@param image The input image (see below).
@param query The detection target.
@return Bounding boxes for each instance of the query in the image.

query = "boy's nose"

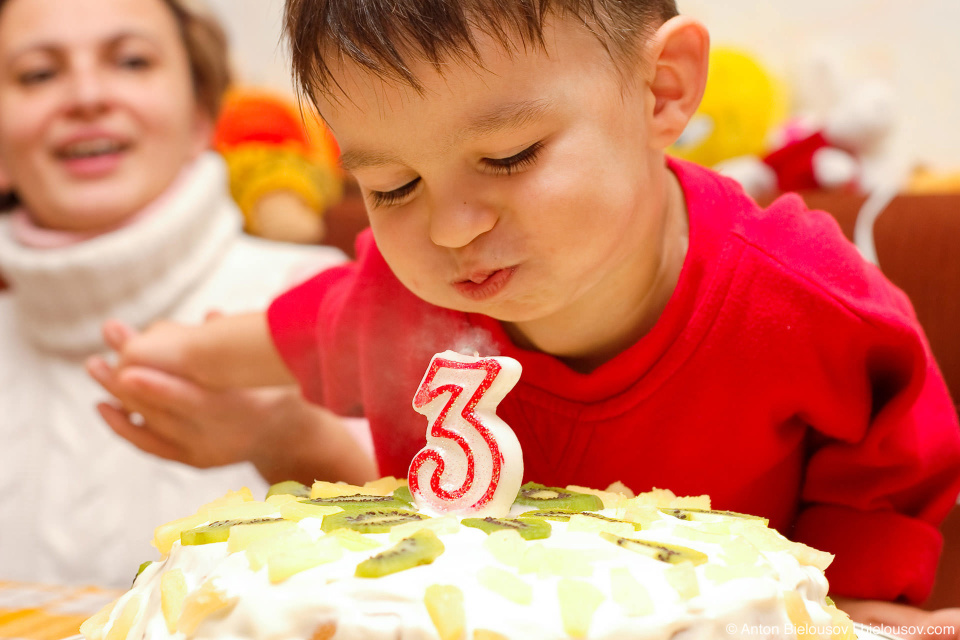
[429,199,499,249]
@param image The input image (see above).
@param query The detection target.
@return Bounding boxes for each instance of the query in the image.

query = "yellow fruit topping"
[609,567,654,617]
[310,480,366,499]
[267,536,343,583]
[160,569,188,633]
[197,488,255,515]
[628,488,677,507]
[557,579,605,638]
[783,591,815,640]
[177,580,237,635]
[476,566,534,605]
[565,484,630,509]
[278,501,343,522]
[363,476,406,495]
[329,528,383,551]
[244,529,313,571]
[621,504,663,528]
[473,630,508,640]
[79,598,118,640]
[424,584,466,640]
[483,529,526,567]
[668,495,711,510]
[665,564,700,600]
[104,594,142,640]
[227,519,299,553]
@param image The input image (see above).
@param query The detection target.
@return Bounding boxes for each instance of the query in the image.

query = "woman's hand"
[88,319,377,485]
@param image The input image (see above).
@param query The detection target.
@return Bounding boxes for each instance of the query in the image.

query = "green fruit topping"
[461,517,552,540]
[600,533,708,565]
[355,529,445,578]
[321,508,429,534]
[302,495,412,511]
[659,507,769,525]
[514,483,604,512]
[180,517,284,546]
[265,481,311,499]
[522,509,640,530]
[393,485,414,504]
[132,561,152,585]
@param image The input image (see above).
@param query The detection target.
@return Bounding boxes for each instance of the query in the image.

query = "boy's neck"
[503,171,689,373]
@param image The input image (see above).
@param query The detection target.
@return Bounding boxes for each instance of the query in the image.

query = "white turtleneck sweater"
[0,153,346,588]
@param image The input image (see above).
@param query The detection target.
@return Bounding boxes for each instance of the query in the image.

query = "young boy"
[90,0,960,632]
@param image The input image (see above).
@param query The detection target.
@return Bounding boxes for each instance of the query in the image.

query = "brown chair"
[794,190,960,608]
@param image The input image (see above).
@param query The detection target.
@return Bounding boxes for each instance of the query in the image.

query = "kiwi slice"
[355,529,445,578]
[521,509,640,530]
[514,483,603,512]
[266,480,311,499]
[302,495,412,511]
[320,508,429,534]
[600,532,708,565]
[132,561,152,586]
[659,508,768,525]
[180,517,284,546]
[393,485,414,505]
[461,516,552,540]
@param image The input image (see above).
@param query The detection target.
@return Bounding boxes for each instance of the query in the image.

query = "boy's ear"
[644,16,710,150]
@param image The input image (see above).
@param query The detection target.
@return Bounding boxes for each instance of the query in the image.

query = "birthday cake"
[79,479,854,640]
[80,351,854,640]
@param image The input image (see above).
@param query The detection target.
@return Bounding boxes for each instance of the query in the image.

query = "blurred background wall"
[206,0,960,171]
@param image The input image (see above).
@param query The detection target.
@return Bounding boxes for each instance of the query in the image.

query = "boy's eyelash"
[483,140,545,175]
[366,141,545,208]
[369,177,421,208]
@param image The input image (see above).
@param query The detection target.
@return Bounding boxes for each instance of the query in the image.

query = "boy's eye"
[482,140,545,175]
[368,177,421,208]
[18,68,56,86]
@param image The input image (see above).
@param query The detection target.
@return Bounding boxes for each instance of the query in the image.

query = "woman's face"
[0,0,211,231]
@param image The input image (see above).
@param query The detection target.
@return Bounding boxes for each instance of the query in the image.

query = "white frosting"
[95,495,845,640]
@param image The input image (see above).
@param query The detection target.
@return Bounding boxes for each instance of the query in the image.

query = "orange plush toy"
[213,89,342,244]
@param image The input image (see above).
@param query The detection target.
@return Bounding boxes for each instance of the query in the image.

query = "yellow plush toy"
[670,47,786,168]
[213,89,342,244]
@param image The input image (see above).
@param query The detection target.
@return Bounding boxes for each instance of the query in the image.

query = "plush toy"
[716,63,896,200]
[670,47,786,169]
[213,89,342,244]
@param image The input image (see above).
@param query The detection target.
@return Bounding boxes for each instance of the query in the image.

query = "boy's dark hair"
[285,0,678,107]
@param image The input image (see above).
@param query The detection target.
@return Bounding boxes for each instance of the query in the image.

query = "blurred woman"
[0,0,346,587]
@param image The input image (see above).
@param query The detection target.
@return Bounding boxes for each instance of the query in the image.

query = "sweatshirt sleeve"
[792,301,960,603]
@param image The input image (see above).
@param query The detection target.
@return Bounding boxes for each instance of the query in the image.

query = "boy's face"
[319,15,674,338]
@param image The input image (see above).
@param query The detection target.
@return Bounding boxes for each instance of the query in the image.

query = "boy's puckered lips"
[453,265,517,301]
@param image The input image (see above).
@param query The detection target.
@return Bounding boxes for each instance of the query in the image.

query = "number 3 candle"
[408,350,523,517]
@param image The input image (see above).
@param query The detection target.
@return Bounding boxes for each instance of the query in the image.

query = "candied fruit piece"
[424,584,466,640]
[609,567,654,617]
[79,598,118,640]
[665,564,700,600]
[177,580,237,635]
[483,529,526,567]
[160,569,188,633]
[310,480,366,499]
[227,519,299,553]
[104,594,142,640]
[268,536,342,583]
[477,566,533,605]
[557,579,605,638]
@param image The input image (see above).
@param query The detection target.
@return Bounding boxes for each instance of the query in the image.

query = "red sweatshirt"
[268,158,960,603]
